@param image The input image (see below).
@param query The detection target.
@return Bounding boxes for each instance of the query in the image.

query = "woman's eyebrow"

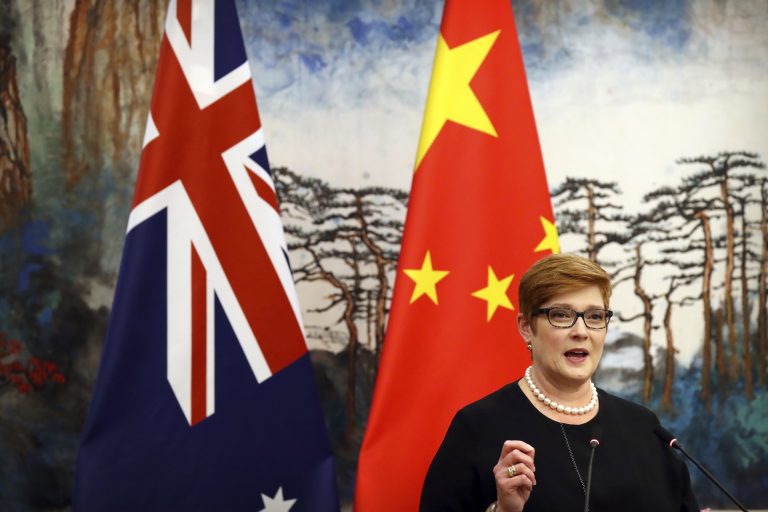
[545,303,605,309]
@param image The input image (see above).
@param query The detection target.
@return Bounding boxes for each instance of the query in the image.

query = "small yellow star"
[403,251,450,304]
[471,266,515,321]
[415,30,500,170]
[534,216,560,254]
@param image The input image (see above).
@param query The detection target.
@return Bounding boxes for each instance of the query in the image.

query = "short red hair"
[518,253,612,332]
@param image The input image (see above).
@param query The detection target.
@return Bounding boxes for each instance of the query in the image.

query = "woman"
[420,254,699,511]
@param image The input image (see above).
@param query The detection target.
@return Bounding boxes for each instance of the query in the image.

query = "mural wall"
[0,0,765,510]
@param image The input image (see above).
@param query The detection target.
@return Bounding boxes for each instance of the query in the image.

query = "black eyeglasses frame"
[533,307,614,330]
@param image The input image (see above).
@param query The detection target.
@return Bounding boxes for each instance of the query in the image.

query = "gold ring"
[508,464,517,477]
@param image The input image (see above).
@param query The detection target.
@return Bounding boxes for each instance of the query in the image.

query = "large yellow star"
[414,30,500,170]
[534,216,560,254]
[403,251,450,305]
[471,266,515,321]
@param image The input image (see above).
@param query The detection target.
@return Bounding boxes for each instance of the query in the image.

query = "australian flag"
[73,1,339,510]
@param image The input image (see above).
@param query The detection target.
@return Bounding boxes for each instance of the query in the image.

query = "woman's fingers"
[504,473,534,492]
[501,448,536,473]
[494,440,537,512]
[495,460,536,487]
[513,462,536,487]
[498,440,535,461]
[497,442,536,487]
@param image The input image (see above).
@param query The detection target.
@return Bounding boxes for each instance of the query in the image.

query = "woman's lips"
[564,349,588,363]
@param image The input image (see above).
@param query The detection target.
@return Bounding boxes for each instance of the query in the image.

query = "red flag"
[356,1,558,509]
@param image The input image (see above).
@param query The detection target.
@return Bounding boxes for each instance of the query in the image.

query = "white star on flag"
[258,487,297,512]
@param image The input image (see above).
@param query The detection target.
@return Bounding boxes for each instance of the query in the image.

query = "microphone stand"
[671,440,749,512]
[583,438,599,512]
[655,427,749,512]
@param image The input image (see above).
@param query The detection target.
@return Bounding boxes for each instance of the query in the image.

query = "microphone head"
[589,424,603,448]
[654,425,680,449]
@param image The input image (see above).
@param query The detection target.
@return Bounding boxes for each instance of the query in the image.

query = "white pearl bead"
[564,406,572,414]
[549,401,557,409]
[538,393,545,401]
[556,404,565,412]
[544,398,551,406]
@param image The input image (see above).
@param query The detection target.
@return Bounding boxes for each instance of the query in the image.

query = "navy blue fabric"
[74,211,338,511]
[250,145,272,176]
[214,0,248,80]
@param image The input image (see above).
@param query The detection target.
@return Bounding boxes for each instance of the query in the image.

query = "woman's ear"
[517,313,533,341]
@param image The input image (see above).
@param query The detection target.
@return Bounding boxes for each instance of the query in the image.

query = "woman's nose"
[570,316,590,338]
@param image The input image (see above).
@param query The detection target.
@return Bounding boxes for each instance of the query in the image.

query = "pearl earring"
[527,342,532,351]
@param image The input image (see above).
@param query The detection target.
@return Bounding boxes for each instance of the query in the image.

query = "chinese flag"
[355,0,558,509]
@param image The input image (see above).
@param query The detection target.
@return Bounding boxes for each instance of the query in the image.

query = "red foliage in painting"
[0,331,65,394]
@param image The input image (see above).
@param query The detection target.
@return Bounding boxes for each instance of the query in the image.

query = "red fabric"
[355,1,556,509]
[133,38,306,374]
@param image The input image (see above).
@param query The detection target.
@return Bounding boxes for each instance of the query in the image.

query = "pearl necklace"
[524,366,598,415]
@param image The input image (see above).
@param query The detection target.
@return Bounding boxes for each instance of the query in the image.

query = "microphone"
[583,425,602,512]
[654,426,749,512]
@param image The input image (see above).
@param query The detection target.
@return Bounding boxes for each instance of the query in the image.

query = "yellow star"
[415,30,500,170]
[403,251,450,304]
[471,266,515,321]
[534,216,560,254]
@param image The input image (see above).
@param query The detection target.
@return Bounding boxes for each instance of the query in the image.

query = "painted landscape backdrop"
[0,0,766,510]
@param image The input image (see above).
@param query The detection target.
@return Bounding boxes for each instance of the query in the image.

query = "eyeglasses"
[534,307,613,330]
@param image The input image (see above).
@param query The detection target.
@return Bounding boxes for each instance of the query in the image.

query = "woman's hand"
[492,440,536,512]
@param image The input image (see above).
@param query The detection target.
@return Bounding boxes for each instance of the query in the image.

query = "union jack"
[74,1,338,509]
[130,0,307,426]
